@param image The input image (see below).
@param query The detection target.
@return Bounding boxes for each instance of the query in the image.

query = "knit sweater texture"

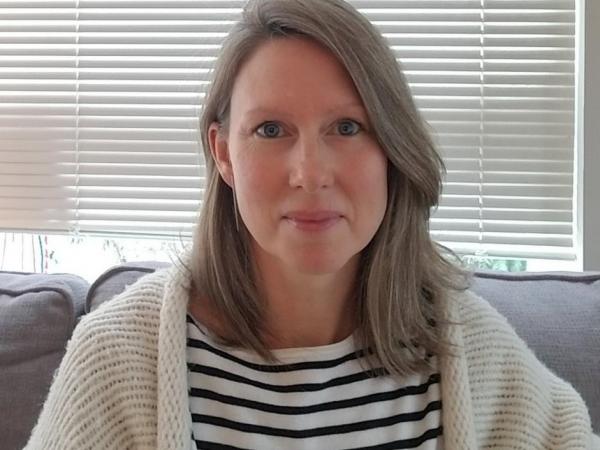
[25,263,599,450]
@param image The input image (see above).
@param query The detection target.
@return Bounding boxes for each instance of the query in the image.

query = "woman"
[26,0,598,449]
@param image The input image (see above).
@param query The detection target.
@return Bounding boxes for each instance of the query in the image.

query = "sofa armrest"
[0,271,89,450]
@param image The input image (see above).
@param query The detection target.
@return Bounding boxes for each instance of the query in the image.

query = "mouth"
[284,212,343,231]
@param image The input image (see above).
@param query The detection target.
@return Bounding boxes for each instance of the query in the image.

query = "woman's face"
[209,37,388,275]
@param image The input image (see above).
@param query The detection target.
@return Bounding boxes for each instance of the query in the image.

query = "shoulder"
[450,288,564,387]
[451,287,509,326]
[451,289,521,345]
[69,264,184,365]
[79,267,171,333]
[449,289,594,448]
[24,266,181,449]
[444,288,533,369]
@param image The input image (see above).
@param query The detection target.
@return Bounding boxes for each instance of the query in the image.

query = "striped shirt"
[186,314,443,450]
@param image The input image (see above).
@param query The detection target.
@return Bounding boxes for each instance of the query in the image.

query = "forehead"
[229,37,364,115]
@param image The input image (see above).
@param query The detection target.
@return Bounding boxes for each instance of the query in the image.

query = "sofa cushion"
[471,271,600,433]
[86,261,171,313]
[0,271,89,450]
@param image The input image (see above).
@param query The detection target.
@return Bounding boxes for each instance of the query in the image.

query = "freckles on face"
[224,37,388,274]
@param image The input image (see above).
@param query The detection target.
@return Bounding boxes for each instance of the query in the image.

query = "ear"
[208,121,234,188]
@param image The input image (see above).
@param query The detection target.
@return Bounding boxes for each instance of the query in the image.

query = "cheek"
[356,154,389,230]
[351,149,388,201]
[233,157,280,220]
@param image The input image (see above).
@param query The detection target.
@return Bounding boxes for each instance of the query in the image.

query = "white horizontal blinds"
[355,0,575,260]
[0,1,577,260]
[0,1,77,233]
[0,0,245,237]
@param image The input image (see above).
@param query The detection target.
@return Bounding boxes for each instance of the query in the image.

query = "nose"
[288,135,334,194]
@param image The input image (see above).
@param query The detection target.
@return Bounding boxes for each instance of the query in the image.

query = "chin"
[287,254,353,275]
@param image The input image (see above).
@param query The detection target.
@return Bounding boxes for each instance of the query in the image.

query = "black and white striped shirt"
[186,314,443,450]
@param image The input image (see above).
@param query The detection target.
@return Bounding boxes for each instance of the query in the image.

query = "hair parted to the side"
[187,0,468,377]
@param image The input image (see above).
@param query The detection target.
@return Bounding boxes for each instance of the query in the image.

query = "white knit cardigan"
[25,263,599,450]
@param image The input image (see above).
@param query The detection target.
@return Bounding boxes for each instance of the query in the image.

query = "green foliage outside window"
[461,254,527,272]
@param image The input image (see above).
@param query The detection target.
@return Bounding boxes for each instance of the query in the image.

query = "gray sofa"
[1,263,599,450]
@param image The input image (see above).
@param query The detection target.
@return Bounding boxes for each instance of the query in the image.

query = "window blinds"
[0,0,577,260]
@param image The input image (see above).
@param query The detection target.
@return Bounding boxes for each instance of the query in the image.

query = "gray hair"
[186,0,467,377]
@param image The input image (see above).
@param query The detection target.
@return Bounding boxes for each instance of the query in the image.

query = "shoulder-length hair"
[187,0,467,377]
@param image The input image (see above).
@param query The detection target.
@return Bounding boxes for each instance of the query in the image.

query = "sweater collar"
[156,250,194,450]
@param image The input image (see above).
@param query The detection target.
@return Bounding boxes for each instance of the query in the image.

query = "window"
[0,0,587,276]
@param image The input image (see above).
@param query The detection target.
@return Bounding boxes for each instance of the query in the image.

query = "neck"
[254,252,360,349]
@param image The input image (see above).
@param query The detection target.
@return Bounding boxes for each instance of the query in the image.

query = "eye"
[337,119,361,136]
[255,121,283,138]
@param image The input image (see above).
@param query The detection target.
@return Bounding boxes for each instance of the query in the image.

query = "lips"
[283,210,343,232]
[283,211,343,221]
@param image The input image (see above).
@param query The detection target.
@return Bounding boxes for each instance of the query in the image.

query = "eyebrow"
[242,102,367,119]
